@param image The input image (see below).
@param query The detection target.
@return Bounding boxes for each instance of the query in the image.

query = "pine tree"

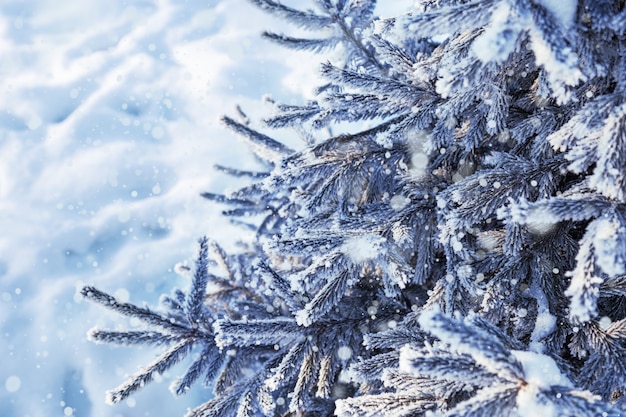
[82,0,626,416]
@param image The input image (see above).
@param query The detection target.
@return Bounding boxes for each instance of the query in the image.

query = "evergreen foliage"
[83,0,626,415]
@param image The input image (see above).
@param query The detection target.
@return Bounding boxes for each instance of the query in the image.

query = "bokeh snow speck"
[0,0,320,416]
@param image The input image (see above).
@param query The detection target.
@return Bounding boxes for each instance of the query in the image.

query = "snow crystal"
[341,234,385,263]
[457,264,473,279]
[5,375,21,392]
[27,115,43,130]
[295,309,313,327]
[337,346,352,361]
[374,133,393,149]
[114,288,130,303]
[151,126,165,140]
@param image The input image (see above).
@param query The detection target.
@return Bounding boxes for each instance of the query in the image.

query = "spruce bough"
[83,1,626,415]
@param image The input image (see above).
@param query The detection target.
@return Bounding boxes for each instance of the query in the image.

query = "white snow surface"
[0,2,408,416]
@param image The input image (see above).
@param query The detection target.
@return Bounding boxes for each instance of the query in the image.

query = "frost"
[340,234,385,263]
[374,133,393,149]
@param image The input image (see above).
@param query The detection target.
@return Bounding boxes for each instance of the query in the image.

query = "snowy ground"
[0,1,409,416]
